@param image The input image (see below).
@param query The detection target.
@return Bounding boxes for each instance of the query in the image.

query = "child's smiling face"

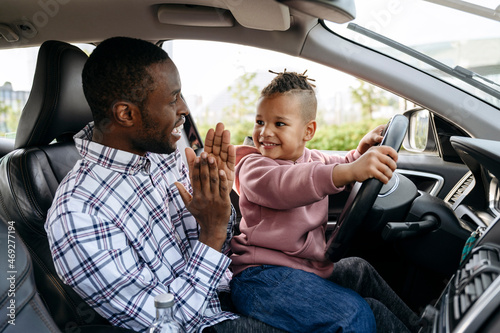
[252,93,316,161]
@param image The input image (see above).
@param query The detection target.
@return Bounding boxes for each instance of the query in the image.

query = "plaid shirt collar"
[74,121,152,175]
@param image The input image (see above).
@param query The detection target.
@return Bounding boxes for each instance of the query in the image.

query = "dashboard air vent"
[446,172,475,206]
[448,244,500,332]
[452,247,499,320]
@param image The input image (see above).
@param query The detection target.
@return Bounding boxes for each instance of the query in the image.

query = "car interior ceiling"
[0,1,309,52]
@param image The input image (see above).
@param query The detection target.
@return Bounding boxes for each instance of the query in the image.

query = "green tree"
[308,118,388,151]
[349,79,388,119]
[0,101,17,137]
[224,72,260,120]
[197,120,254,147]
[196,72,260,146]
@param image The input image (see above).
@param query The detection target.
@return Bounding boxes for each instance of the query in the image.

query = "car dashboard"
[425,136,500,333]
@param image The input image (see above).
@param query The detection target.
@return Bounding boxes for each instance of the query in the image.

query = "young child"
[229,70,420,333]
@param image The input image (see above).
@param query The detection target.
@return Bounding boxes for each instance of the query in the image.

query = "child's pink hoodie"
[230,145,360,278]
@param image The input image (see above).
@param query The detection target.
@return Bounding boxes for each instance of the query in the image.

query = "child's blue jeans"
[230,264,376,333]
[230,257,420,333]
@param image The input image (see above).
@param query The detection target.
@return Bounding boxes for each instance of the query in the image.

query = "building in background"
[0,82,29,136]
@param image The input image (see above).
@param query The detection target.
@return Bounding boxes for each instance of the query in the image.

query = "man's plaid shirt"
[45,122,238,332]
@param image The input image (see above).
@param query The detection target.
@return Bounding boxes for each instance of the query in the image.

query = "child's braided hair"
[261,69,317,121]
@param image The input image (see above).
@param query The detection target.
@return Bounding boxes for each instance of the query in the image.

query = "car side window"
[0,47,38,139]
[0,43,95,141]
[163,39,412,151]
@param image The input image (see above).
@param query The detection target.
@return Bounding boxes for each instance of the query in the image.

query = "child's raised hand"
[204,122,236,191]
[356,124,386,155]
[332,145,398,187]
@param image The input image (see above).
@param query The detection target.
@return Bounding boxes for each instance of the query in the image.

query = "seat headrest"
[14,41,92,149]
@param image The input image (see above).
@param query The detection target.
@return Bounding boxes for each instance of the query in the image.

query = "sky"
[0,47,38,91]
[344,0,500,46]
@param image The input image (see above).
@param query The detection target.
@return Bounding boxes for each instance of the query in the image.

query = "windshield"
[324,0,500,108]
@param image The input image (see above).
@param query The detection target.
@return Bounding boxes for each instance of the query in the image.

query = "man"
[45,37,284,333]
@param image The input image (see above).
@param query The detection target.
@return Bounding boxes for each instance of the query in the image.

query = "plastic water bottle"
[148,293,184,333]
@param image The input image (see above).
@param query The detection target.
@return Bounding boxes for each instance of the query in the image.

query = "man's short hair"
[82,37,170,124]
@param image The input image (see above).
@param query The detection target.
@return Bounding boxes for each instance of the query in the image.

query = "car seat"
[0,40,130,332]
[0,219,61,333]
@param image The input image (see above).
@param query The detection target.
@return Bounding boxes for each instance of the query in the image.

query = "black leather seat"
[0,41,128,332]
[0,220,62,333]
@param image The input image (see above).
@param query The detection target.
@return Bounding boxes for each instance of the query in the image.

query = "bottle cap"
[154,293,175,308]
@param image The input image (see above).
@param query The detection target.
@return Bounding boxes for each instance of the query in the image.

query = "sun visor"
[225,0,290,31]
[157,4,235,27]
[157,0,290,31]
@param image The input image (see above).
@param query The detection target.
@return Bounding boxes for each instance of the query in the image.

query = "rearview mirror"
[403,108,437,153]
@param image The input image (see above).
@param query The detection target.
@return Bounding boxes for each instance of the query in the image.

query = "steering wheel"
[325,114,408,262]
